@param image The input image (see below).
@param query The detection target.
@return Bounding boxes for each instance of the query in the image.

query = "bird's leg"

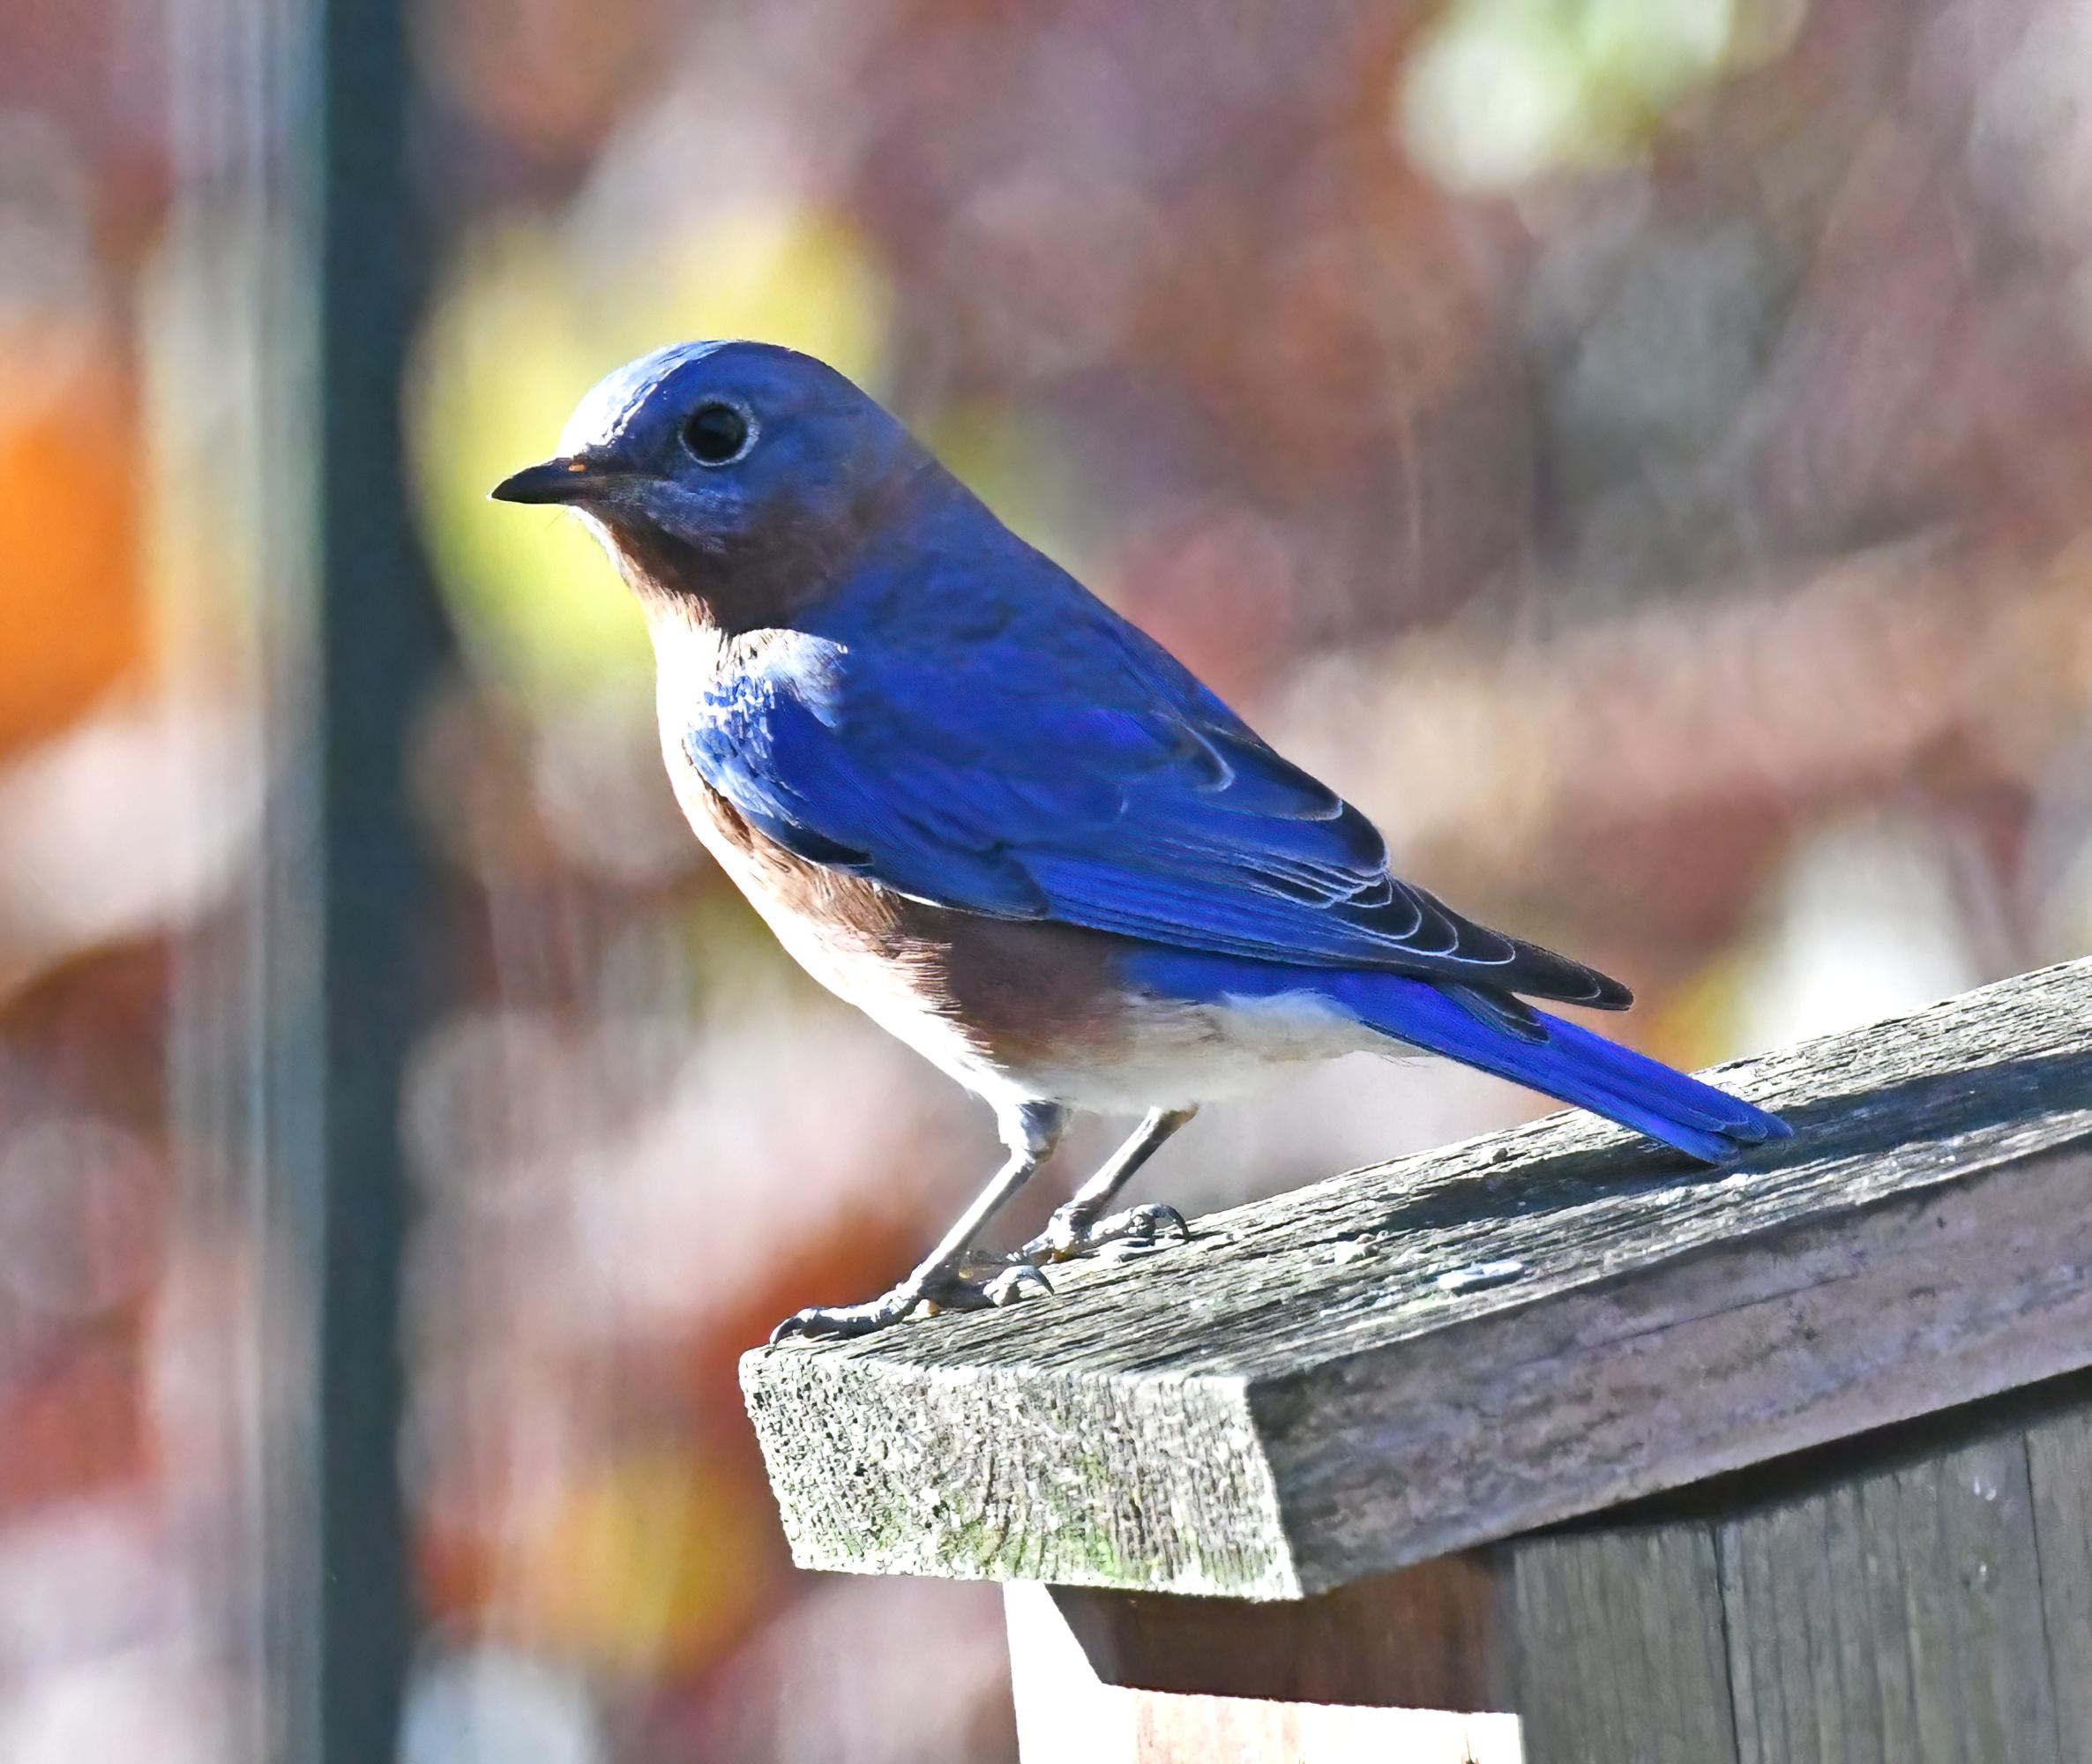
[770,1100,1069,1342]
[1018,1106,1196,1264]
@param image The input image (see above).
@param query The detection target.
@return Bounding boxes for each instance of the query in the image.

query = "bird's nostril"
[489,456,610,504]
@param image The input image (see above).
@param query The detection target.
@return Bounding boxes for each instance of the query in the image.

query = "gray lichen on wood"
[742,959,2092,1596]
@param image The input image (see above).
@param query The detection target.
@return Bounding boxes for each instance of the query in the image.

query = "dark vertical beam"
[1717,1431,2058,1764]
[315,0,447,1756]
[1509,1522,1739,1764]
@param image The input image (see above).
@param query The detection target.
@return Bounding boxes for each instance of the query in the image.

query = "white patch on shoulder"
[648,618,846,720]
[738,627,850,706]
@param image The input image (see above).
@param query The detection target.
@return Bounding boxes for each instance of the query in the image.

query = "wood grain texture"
[743,960,2092,1596]
[1501,1383,2092,1763]
[1002,1378,2092,1762]
[1719,1432,2060,1764]
[2025,1406,2092,1760]
[1509,1523,1737,1764]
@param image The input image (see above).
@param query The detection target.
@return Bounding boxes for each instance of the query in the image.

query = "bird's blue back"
[684,484,1625,1006]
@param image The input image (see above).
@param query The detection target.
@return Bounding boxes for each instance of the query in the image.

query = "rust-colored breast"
[662,736,1140,1087]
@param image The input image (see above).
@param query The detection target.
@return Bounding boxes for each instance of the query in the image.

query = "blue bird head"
[491,340,936,623]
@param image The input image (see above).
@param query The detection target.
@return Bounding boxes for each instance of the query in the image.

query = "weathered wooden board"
[1510,1523,1737,1764]
[2024,1404,2092,1760]
[1501,1377,2092,1763]
[1719,1431,2059,1764]
[1001,1373,2092,1762]
[743,960,2092,1596]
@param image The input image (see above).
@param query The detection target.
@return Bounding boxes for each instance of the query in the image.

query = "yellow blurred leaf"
[519,1447,767,1672]
[410,204,891,706]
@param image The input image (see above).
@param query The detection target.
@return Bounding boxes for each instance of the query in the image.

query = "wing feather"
[683,607,1630,1008]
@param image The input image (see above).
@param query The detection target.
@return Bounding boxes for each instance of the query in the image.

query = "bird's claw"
[980,1261,1054,1306]
[767,1204,1190,1342]
[767,1258,1055,1343]
[768,1291,915,1343]
[1023,1200,1191,1265]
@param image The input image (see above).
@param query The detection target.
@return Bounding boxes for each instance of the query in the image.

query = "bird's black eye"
[681,400,752,467]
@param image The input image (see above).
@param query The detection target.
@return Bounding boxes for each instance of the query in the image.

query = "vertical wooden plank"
[2025,1404,2092,1758]
[1884,1439,2056,1761]
[1509,1521,1739,1764]
[1722,1479,1896,1763]
[1720,1433,2060,1764]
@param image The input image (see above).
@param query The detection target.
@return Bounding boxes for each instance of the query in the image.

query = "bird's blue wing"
[684,608,1627,1008]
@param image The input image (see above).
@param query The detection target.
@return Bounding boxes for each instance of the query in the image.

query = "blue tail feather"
[1125,951,1790,1164]
[1332,971,1789,1162]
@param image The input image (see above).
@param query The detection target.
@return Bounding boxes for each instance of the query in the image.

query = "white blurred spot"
[1399,10,1592,193]
[0,1499,171,1668]
[1398,0,1788,194]
[1969,0,2092,261]
[1736,815,1986,1050]
[0,695,258,987]
[401,1645,604,1764]
[0,1653,228,1764]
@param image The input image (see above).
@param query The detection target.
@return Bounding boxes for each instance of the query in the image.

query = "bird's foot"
[1020,1200,1191,1266]
[768,1254,1054,1343]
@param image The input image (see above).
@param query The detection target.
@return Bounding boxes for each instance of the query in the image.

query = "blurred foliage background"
[5,0,2092,1757]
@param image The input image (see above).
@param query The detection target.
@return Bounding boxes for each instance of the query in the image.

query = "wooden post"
[743,960,2092,1761]
[311,1,449,1757]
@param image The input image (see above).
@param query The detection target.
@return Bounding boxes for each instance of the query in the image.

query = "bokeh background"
[6,0,2092,1757]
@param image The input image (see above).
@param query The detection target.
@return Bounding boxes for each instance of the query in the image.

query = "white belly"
[1009,985,1389,1114]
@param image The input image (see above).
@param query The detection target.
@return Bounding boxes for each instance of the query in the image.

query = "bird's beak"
[488,453,625,505]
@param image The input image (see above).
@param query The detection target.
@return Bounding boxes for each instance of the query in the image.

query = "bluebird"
[492,341,1790,1342]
